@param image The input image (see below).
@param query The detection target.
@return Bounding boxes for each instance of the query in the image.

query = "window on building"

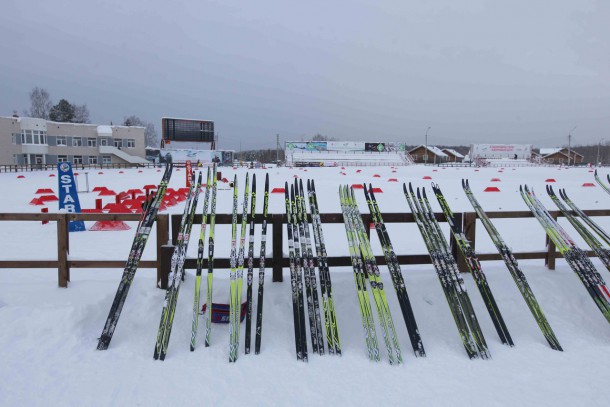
[12,134,17,144]
[57,155,68,163]
[114,139,122,148]
[102,155,112,164]
[127,139,135,148]
[21,130,32,144]
[88,138,97,147]
[73,155,83,164]
[88,156,98,165]
[21,130,47,145]
[73,137,83,147]
[56,136,67,146]
[100,138,108,146]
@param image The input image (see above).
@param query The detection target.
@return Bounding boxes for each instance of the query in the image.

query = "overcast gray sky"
[1,0,609,150]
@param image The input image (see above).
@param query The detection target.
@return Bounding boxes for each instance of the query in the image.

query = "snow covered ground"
[2,164,610,406]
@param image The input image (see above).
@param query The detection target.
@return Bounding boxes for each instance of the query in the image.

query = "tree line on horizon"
[20,86,159,147]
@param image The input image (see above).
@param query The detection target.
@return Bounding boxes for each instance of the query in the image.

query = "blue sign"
[57,162,86,232]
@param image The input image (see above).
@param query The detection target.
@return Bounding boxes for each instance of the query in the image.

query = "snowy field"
[2,164,610,406]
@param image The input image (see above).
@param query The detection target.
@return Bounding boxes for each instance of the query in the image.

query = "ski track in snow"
[1,164,610,406]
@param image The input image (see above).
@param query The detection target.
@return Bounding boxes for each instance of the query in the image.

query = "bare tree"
[28,87,52,119]
[124,115,158,147]
[144,122,159,147]
[72,104,90,123]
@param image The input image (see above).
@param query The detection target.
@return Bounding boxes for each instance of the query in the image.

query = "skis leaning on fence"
[154,171,202,360]
[97,160,173,351]
[254,173,269,355]
[190,167,212,351]
[432,183,513,347]
[404,182,489,359]
[340,185,402,364]
[462,179,561,351]
[363,184,425,357]
[308,179,341,355]
[520,185,610,325]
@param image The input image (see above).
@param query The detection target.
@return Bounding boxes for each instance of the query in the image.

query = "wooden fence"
[1,209,609,288]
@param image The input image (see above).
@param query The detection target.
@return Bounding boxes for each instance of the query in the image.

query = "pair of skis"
[404,183,489,359]
[520,185,610,324]
[362,184,425,358]
[97,160,173,350]
[154,171,202,360]
[594,170,610,196]
[308,180,341,355]
[229,174,250,362]
[340,185,402,364]
[462,180,561,350]
[191,166,215,351]
[286,180,322,359]
[432,183,513,347]
[229,173,271,360]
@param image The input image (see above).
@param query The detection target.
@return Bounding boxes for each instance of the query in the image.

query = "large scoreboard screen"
[162,118,214,142]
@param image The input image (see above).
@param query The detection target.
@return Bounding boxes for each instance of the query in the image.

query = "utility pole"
[568,126,576,166]
[425,126,431,164]
[597,138,605,167]
[276,133,280,163]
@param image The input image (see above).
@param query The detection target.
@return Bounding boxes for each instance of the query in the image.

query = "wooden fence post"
[57,214,69,288]
[156,214,169,288]
[272,214,283,282]
[158,245,174,289]
[545,214,557,270]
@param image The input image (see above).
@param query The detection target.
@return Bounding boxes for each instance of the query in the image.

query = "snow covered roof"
[97,125,113,135]
[540,148,561,156]
[442,148,464,158]
[408,145,448,157]
[540,147,583,158]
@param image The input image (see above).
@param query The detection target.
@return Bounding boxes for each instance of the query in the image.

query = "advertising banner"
[57,162,86,232]
[285,141,327,151]
[326,141,365,151]
[470,144,532,159]
[186,161,192,187]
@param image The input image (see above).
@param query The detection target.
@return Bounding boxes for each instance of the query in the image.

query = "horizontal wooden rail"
[1,208,609,288]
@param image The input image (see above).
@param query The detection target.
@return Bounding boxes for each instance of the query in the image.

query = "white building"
[0,116,148,165]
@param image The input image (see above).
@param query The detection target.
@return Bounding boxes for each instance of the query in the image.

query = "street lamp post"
[597,138,605,167]
[425,126,431,164]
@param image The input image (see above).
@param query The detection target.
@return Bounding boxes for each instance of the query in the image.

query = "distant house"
[408,145,448,164]
[442,148,464,162]
[540,147,584,165]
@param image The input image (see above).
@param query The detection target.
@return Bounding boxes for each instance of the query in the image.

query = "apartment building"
[0,116,148,165]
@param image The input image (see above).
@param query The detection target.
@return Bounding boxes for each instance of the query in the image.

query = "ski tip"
[402,183,407,193]
[409,182,415,194]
